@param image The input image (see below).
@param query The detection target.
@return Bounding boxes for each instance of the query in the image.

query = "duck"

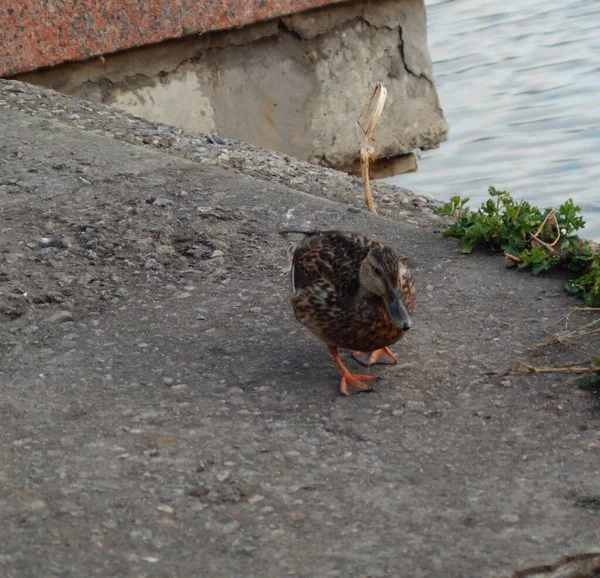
[284,230,415,395]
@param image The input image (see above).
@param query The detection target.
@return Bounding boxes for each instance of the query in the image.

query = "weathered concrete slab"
[13,0,448,169]
[0,103,599,577]
[0,79,443,229]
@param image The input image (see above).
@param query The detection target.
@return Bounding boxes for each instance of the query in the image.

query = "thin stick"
[561,318,600,335]
[527,309,600,362]
[504,252,522,263]
[532,334,575,348]
[534,207,557,238]
[533,320,600,348]
[506,358,599,375]
[547,306,579,332]
[358,83,387,216]
[360,149,378,215]
[506,367,597,376]
[510,552,600,578]
[556,373,591,388]
[571,327,600,339]
[528,232,559,255]
[514,200,524,220]
[548,212,562,247]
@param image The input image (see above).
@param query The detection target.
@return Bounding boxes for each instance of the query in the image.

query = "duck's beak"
[388,288,412,331]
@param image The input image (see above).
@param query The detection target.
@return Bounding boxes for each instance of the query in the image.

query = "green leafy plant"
[438,187,600,387]
[578,373,600,391]
[566,259,600,307]
[437,187,599,303]
[518,248,560,275]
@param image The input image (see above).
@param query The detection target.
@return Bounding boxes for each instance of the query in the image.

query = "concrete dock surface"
[1,81,599,578]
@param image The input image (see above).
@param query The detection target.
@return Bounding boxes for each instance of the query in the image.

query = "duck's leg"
[352,347,397,367]
[327,345,377,396]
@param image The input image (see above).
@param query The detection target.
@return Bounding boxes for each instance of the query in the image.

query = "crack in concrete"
[397,26,433,84]
[280,12,436,89]
[277,18,306,41]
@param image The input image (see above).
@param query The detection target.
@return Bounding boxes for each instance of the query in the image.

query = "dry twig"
[504,207,562,262]
[504,252,522,264]
[358,83,387,216]
[528,231,559,255]
[532,312,600,348]
[534,206,559,241]
[503,358,599,376]
[509,552,600,578]
[499,307,600,385]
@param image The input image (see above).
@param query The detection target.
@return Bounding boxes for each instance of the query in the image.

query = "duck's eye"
[373,266,383,277]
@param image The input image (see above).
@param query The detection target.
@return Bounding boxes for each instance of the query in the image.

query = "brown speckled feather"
[288,230,415,351]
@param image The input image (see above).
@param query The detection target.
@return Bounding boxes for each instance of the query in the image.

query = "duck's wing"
[290,231,381,300]
[291,245,335,293]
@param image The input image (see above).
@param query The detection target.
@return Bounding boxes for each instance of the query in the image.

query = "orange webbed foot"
[340,372,377,396]
[352,347,397,367]
[327,344,377,396]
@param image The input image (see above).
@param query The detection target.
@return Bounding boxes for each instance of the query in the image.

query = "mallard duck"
[284,230,415,395]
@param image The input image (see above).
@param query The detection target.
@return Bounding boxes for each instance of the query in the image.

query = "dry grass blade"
[534,206,560,242]
[509,306,600,386]
[532,316,600,348]
[358,83,387,216]
[529,231,559,255]
[549,212,562,247]
[503,358,599,376]
[505,206,562,262]
[504,252,523,264]
[508,552,600,578]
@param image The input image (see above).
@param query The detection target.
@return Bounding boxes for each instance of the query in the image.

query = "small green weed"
[577,373,600,391]
[437,187,600,304]
[438,188,600,385]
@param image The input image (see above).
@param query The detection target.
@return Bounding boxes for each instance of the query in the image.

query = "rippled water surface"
[388,0,600,238]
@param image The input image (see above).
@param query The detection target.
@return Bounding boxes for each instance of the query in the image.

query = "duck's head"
[359,246,413,331]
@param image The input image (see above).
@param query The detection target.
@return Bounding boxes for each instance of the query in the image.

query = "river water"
[388,0,600,239]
